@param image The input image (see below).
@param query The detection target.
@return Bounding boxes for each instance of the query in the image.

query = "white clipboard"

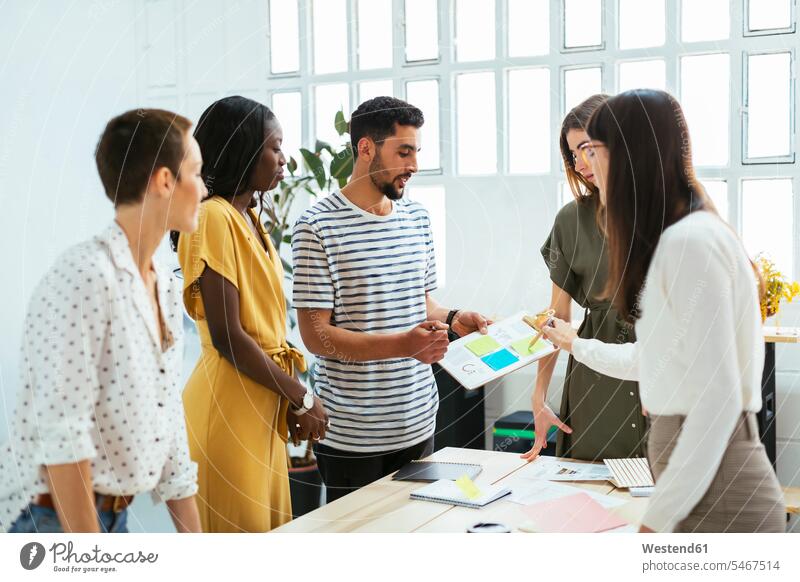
[439,311,559,390]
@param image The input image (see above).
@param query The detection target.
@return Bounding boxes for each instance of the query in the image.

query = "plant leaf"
[287,156,298,174]
[315,140,333,156]
[335,109,349,136]
[300,148,327,190]
[330,145,354,188]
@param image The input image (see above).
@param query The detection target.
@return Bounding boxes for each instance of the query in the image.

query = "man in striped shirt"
[292,96,490,502]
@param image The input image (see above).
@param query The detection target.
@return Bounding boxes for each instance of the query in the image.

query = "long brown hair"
[586,89,720,321]
[560,94,609,202]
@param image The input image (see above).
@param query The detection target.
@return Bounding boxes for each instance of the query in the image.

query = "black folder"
[391,461,482,482]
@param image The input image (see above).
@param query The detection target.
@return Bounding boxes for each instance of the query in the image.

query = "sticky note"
[511,336,548,358]
[465,335,502,357]
[455,474,482,500]
[481,348,519,371]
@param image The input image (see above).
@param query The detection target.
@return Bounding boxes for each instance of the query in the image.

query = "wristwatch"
[446,309,461,341]
[291,386,315,416]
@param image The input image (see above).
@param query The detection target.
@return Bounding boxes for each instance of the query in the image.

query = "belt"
[265,344,307,375]
[35,493,134,513]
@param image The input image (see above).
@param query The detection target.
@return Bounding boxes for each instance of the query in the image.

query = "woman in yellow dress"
[173,96,329,532]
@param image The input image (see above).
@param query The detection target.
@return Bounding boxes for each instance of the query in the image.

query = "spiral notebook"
[410,479,512,508]
[392,461,482,482]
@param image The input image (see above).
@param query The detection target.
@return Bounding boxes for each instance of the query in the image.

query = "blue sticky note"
[481,348,519,371]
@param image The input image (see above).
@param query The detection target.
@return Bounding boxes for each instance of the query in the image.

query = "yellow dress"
[177,196,305,532]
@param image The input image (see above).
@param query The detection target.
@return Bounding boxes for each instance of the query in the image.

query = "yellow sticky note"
[455,474,482,500]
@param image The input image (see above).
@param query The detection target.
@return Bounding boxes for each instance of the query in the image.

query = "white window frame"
[136,0,800,278]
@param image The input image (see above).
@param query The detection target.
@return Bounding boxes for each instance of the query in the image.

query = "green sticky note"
[465,335,502,357]
[511,336,548,357]
[455,474,482,500]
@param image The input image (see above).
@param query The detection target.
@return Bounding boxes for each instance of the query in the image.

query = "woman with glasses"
[522,94,647,463]
[542,89,784,532]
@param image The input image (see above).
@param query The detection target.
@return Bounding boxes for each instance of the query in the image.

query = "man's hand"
[451,311,493,337]
[404,321,449,364]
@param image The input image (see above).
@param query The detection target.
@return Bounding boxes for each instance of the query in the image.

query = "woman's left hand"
[540,317,578,352]
[451,311,493,336]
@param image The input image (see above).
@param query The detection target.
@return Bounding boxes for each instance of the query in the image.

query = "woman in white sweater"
[541,89,785,533]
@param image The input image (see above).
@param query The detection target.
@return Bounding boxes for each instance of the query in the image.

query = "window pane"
[357,0,393,70]
[746,52,792,159]
[701,179,728,222]
[271,92,302,166]
[681,0,729,42]
[742,179,793,278]
[314,83,350,147]
[564,0,602,48]
[313,0,348,74]
[406,79,441,170]
[618,59,666,92]
[408,185,446,287]
[456,72,497,175]
[455,0,495,62]
[269,0,300,74]
[560,182,573,207]
[405,0,439,62]
[748,0,792,31]
[619,0,665,49]
[508,0,548,57]
[563,67,602,114]
[358,79,394,103]
[508,68,550,173]
[680,53,729,166]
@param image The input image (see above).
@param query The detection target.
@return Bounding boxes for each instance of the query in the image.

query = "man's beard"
[369,156,407,201]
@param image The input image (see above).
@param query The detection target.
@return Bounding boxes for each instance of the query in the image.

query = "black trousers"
[315,436,435,504]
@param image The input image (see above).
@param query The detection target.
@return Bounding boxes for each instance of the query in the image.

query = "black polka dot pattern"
[0,223,198,531]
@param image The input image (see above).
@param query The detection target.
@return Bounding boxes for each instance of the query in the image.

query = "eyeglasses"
[575,142,607,166]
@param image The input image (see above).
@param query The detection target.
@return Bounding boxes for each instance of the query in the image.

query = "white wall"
[0,1,140,442]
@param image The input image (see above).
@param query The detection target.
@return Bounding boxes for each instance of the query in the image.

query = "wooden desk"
[273,448,638,533]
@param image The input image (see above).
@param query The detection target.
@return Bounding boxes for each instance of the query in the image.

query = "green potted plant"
[261,110,353,516]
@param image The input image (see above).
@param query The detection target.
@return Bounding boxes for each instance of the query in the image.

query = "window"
[563,0,603,49]
[742,179,794,278]
[680,53,730,166]
[701,179,729,223]
[314,83,350,147]
[312,0,348,74]
[618,0,665,49]
[357,0,393,70]
[404,0,439,62]
[405,79,441,171]
[681,0,729,42]
[508,68,550,174]
[746,0,794,34]
[744,51,793,161]
[508,0,548,57]
[563,66,603,114]
[358,79,395,103]
[455,0,495,62]
[269,0,300,74]
[271,91,303,165]
[617,59,666,92]
[456,72,497,175]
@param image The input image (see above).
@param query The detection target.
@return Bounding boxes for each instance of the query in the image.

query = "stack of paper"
[520,493,629,533]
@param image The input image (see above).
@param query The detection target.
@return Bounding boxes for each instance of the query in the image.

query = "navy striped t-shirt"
[291,191,438,452]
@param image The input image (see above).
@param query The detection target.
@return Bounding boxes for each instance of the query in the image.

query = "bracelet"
[445,309,460,326]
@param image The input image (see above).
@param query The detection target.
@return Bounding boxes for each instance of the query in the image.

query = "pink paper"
[522,492,628,533]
